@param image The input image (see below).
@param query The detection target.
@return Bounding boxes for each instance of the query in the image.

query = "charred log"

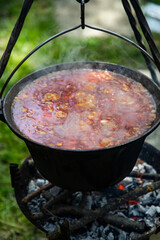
[130,171,160,181]
[47,180,160,240]
[22,183,54,203]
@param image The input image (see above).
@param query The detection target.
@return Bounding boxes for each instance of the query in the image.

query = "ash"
[27,161,160,240]
[27,179,49,213]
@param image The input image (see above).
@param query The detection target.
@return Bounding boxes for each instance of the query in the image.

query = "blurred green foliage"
[142,0,160,4]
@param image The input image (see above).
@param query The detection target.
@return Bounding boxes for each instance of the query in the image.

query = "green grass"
[0,1,54,239]
[142,0,160,4]
[0,0,160,239]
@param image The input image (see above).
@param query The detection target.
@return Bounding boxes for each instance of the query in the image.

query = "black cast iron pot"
[1,62,160,191]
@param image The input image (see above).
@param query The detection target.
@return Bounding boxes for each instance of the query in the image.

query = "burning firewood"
[22,182,54,203]
[129,171,160,181]
[46,179,160,240]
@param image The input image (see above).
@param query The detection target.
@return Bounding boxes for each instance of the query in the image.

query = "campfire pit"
[10,142,160,240]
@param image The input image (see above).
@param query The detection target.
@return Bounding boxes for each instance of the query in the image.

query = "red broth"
[12,69,156,150]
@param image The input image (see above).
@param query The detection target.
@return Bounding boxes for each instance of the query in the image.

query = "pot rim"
[2,61,160,153]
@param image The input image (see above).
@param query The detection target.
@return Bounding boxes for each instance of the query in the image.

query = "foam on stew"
[12,69,156,150]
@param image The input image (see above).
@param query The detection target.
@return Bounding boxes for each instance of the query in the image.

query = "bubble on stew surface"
[12,69,156,150]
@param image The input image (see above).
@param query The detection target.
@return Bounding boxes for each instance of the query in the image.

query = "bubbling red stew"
[12,69,156,150]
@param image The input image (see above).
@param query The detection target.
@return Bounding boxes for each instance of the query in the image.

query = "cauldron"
[1,61,160,191]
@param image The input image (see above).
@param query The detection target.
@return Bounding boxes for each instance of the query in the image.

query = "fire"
[117,184,125,190]
[125,200,138,205]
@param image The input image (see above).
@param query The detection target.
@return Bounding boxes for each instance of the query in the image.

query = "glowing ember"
[117,184,125,190]
[12,69,156,149]
[127,200,138,205]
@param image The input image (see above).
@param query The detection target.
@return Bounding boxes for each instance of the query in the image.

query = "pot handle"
[0,99,5,123]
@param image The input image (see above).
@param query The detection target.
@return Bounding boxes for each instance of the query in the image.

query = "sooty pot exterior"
[25,137,145,191]
[1,62,160,191]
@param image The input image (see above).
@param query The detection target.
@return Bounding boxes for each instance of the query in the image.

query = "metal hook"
[76,0,90,3]
[81,0,85,29]
[76,0,89,29]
